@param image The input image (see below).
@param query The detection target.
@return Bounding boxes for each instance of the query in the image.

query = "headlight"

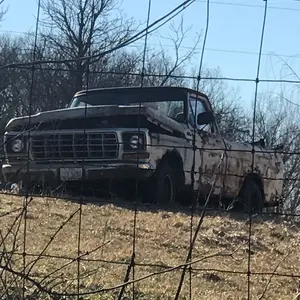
[123,132,146,151]
[11,139,25,153]
[129,135,143,149]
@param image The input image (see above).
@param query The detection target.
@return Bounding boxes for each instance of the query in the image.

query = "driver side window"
[188,97,212,132]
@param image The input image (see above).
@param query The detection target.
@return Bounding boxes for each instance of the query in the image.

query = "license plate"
[60,168,83,181]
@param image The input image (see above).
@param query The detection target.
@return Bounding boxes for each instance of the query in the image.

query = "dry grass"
[0,194,300,299]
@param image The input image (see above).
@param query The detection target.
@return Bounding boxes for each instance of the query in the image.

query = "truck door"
[188,95,226,198]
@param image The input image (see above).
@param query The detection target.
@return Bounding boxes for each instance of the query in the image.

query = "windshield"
[70,95,185,120]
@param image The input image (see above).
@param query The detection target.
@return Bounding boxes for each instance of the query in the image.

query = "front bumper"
[2,162,154,184]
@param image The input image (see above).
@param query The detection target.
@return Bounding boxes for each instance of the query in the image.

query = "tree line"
[0,0,300,213]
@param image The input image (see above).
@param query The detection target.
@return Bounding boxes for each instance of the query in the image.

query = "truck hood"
[6,105,186,135]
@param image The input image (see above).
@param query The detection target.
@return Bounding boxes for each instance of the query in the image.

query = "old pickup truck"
[2,86,283,211]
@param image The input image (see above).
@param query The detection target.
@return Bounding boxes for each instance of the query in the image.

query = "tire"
[238,179,264,214]
[151,160,184,204]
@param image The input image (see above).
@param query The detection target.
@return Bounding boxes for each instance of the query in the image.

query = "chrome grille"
[31,132,118,161]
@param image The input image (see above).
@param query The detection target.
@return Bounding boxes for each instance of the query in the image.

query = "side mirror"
[65,104,69,108]
[197,111,214,126]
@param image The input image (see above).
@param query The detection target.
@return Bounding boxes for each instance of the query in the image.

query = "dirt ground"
[0,193,299,299]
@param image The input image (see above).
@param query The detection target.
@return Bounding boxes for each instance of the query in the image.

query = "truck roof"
[74,86,210,101]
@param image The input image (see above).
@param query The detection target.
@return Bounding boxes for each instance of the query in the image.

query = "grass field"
[0,194,299,299]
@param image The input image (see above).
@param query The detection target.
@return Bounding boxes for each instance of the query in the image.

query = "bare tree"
[255,92,300,213]
[0,0,7,23]
[157,17,201,87]
[0,34,70,123]
[190,67,251,141]
[76,17,200,91]
[0,35,27,132]
[41,0,135,93]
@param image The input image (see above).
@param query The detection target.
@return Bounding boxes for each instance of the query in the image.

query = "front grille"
[31,132,119,161]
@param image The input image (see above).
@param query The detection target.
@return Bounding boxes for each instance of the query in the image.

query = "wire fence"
[0,0,300,299]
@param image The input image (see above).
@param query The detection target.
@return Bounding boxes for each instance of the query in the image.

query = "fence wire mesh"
[0,0,300,299]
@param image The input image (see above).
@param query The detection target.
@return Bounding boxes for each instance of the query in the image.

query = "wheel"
[237,178,264,214]
[150,160,184,204]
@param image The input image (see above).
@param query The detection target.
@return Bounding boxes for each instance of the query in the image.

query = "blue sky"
[1,0,300,111]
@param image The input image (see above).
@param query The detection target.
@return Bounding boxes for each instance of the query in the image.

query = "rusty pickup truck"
[2,86,283,211]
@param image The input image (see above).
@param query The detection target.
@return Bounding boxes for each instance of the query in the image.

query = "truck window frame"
[187,94,216,134]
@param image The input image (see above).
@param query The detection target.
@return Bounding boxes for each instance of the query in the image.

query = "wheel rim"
[163,174,174,203]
